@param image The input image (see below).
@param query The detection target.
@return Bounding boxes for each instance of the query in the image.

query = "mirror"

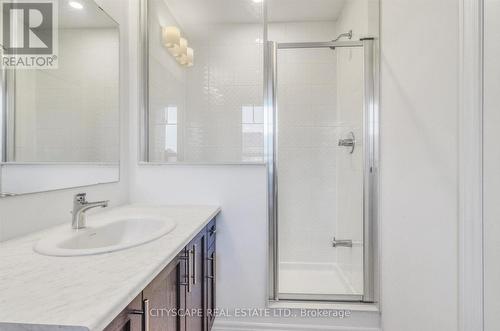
[0,0,120,197]
[141,0,265,164]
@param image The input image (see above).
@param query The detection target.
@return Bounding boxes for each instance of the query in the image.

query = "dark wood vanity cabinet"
[104,218,216,331]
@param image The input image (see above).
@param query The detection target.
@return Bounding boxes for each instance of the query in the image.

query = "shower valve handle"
[338,131,356,154]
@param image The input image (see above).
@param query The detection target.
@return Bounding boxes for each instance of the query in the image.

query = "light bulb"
[69,1,83,9]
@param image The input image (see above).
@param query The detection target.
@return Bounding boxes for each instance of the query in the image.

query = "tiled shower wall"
[270,22,340,265]
[335,46,364,293]
[15,29,119,163]
[334,0,378,294]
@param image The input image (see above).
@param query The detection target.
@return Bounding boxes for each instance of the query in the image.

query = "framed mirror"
[0,0,120,197]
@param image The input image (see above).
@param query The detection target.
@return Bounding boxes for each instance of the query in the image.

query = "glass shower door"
[267,40,376,302]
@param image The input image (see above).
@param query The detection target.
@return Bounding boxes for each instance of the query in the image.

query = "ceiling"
[165,0,347,24]
[268,0,347,22]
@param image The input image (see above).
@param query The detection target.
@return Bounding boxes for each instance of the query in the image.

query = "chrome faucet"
[72,193,109,229]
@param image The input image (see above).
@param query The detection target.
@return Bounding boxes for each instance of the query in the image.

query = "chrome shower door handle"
[338,131,356,154]
[332,237,353,248]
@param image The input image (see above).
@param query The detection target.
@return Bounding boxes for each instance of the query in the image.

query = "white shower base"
[279,262,361,296]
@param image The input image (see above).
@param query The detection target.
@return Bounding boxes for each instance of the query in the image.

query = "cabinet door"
[104,294,143,331]
[143,254,187,331]
[186,232,206,331]
[205,244,216,331]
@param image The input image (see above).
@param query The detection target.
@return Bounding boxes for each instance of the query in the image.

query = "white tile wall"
[269,22,343,273]
[332,0,379,295]
[184,24,264,163]
[335,46,365,294]
[271,20,365,295]
[276,47,340,266]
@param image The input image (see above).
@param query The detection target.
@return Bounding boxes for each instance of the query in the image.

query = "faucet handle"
[74,193,87,204]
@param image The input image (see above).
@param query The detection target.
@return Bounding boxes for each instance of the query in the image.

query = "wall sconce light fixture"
[178,47,194,67]
[163,26,194,67]
[178,38,188,58]
[186,47,194,67]
[163,26,180,48]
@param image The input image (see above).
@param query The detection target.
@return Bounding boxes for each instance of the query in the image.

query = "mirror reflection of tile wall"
[148,0,264,163]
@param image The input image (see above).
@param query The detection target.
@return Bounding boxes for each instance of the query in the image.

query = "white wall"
[0,0,130,242]
[379,0,459,331]
[1,164,119,194]
[483,0,500,330]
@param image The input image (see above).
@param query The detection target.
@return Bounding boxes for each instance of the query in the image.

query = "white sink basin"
[34,217,176,257]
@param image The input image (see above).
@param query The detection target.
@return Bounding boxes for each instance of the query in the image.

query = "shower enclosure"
[266,38,378,303]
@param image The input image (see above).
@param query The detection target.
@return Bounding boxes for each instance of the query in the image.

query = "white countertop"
[0,204,221,331]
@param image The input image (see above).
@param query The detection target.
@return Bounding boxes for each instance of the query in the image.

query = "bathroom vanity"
[104,217,217,331]
[0,205,220,331]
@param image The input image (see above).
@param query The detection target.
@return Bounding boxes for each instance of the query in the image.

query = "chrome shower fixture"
[338,132,356,154]
[333,30,353,42]
[330,30,353,50]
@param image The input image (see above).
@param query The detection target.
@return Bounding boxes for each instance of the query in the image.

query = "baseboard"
[212,320,381,331]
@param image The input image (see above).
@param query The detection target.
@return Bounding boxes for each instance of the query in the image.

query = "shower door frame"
[266,39,379,303]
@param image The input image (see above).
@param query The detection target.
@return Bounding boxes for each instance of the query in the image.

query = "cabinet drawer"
[206,218,216,248]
